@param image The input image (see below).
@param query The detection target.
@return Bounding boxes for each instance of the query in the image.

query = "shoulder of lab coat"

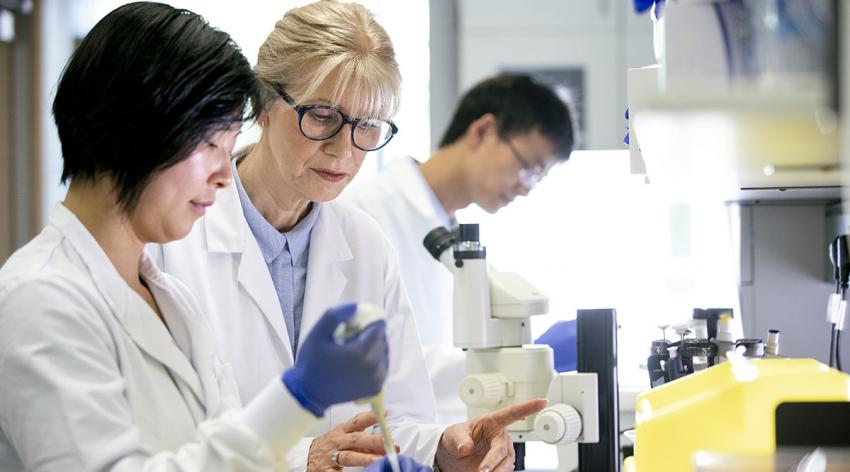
[344,157,449,230]
[343,158,465,423]
[342,158,454,343]
[154,182,446,469]
[0,205,316,471]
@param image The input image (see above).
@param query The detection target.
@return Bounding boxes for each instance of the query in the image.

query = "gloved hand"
[624,108,630,146]
[365,455,433,472]
[633,0,665,19]
[535,319,577,372]
[283,303,389,417]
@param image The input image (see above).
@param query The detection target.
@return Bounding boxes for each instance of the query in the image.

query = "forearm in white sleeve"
[239,377,320,463]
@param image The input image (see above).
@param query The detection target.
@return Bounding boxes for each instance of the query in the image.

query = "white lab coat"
[150,179,445,471]
[343,157,467,424]
[0,204,317,471]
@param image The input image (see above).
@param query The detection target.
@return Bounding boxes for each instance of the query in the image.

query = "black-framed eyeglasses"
[271,84,398,152]
[505,139,546,189]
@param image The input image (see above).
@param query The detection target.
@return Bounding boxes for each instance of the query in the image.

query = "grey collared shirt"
[232,159,320,356]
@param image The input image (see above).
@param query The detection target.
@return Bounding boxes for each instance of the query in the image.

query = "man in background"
[344,74,577,422]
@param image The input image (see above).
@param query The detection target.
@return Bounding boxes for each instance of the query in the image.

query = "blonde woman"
[152,2,546,472]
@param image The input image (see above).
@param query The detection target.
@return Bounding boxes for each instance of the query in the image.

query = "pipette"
[333,304,400,472]
[368,391,401,472]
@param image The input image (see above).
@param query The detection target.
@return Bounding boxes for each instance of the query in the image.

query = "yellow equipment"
[624,358,850,472]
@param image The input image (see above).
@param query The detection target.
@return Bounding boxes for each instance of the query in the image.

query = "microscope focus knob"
[534,404,582,445]
[459,373,508,408]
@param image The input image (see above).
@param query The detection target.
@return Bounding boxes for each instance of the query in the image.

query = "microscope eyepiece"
[457,224,480,243]
[423,226,455,261]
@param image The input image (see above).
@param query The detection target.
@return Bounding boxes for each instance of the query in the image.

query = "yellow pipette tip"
[368,392,400,472]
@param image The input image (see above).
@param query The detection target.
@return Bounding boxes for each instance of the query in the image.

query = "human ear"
[465,113,498,148]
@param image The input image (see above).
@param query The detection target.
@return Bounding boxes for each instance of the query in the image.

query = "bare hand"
[307,411,400,472]
[435,399,548,472]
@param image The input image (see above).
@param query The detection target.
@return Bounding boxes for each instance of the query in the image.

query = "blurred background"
[0,0,845,400]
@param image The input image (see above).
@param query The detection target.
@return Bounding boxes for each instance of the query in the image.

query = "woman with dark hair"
[0,3,400,470]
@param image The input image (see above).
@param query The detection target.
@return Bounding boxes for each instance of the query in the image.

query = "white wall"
[456,0,655,150]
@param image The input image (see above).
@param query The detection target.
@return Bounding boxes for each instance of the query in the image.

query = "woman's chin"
[308,187,346,203]
[152,221,196,244]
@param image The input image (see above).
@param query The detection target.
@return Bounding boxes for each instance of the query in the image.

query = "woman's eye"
[206,141,219,149]
[355,121,382,136]
[310,111,336,122]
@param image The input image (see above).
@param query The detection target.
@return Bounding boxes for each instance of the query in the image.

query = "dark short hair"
[53,1,262,212]
[439,74,575,160]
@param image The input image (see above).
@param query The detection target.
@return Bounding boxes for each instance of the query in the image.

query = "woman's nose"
[323,124,354,159]
[210,152,233,189]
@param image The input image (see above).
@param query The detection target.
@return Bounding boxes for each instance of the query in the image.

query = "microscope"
[424,224,619,472]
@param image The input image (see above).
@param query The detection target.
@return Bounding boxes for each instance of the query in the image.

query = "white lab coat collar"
[203,183,293,359]
[389,157,452,228]
[50,203,207,409]
[138,255,238,417]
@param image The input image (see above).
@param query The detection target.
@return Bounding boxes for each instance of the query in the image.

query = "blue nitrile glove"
[624,108,630,146]
[365,455,433,472]
[633,0,665,19]
[282,303,389,417]
[535,319,577,372]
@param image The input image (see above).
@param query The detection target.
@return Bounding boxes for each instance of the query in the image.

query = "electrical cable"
[829,324,836,368]
[829,282,840,368]
[833,286,847,372]
[827,236,848,370]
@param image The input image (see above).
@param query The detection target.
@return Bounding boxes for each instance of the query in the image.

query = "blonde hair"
[255,0,400,120]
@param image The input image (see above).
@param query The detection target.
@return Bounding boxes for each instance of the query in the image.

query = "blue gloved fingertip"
[633,0,655,14]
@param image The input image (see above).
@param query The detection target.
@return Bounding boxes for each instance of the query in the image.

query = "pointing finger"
[485,399,548,429]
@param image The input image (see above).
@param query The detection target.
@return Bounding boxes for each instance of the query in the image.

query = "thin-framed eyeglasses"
[271,84,398,152]
[505,139,546,189]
